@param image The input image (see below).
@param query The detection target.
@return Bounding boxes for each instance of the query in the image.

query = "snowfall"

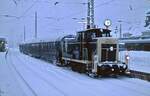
[0,48,150,96]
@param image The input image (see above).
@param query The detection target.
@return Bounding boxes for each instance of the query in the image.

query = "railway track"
[7,51,150,96]
[15,53,102,96]
[15,54,129,96]
[129,70,150,81]
[13,53,68,96]
[7,53,38,96]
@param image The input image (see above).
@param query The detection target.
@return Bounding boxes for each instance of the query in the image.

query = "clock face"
[104,19,111,27]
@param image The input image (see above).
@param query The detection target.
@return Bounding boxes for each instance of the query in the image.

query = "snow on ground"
[0,49,150,96]
[120,51,150,73]
[0,52,26,96]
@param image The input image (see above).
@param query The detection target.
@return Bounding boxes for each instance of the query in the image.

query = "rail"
[129,70,150,81]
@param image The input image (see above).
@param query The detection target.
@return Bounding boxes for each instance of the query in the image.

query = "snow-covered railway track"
[8,53,38,96]
[103,78,150,96]
[120,78,150,88]
[15,53,108,96]
[129,70,150,81]
[19,53,150,96]
[13,53,68,96]
[8,51,150,96]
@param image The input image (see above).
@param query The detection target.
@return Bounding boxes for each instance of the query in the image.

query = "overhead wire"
[39,0,117,30]
[19,0,39,19]
[56,0,116,21]
[15,0,116,21]
[8,0,117,30]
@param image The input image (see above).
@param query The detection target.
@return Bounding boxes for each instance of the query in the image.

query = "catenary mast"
[87,0,95,29]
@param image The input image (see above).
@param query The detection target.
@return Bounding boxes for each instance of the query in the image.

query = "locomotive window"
[76,32,82,41]
[101,44,116,62]
[92,33,96,38]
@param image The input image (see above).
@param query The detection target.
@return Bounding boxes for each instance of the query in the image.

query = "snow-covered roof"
[22,37,60,44]
[0,37,6,41]
[119,38,150,43]
[21,34,75,44]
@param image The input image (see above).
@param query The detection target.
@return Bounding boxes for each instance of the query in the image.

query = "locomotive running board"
[62,57,91,64]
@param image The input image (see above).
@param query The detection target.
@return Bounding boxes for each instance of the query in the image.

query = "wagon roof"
[21,34,75,44]
[0,38,6,41]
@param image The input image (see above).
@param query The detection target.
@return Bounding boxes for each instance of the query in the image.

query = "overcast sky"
[0,0,150,47]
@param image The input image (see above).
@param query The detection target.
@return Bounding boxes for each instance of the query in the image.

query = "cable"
[55,0,116,21]
[95,0,116,8]
[12,0,18,6]
[17,0,116,21]
[19,0,39,19]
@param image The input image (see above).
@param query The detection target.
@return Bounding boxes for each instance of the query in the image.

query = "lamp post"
[117,20,134,39]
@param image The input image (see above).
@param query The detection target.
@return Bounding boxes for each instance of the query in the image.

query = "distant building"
[141,30,150,37]
[144,10,150,28]
[123,32,132,38]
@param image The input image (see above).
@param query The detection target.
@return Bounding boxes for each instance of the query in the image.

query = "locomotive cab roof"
[77,28,111,37]
[76,28,111,41]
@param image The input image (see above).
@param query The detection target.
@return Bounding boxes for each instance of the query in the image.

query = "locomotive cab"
[91,37,128,76]
[74,28,127,75]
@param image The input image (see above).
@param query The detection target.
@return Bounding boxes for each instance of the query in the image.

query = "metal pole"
[118,20,122,38]
[119,23,122,38]
[87,0,90,29]
[24,25,26,41]
[91,0,95,28]
[87,0,95,29]
[35,11,37,39]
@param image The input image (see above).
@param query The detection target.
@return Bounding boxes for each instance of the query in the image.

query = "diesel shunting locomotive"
[19,28,128,77]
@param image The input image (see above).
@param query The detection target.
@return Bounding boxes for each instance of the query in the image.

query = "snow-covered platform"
[120,51,150,73]
[0,49,150,96]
